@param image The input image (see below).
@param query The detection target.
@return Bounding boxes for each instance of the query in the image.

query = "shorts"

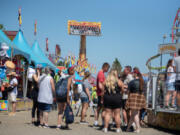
[175,80,180,91]
[38,102,52,112]
[166,82,175,91]
[9,94,17,102]
[98,96,103,107]
[104,94,122,109]
[122,99,127,110]
[57,97,67,103]
[93,98,98,104]
[74,93,79,101]
[81,97,89,103]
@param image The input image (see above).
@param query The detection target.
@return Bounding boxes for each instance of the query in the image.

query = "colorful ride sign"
[0,100,8,111]
[68,20,101,36]
[158,43,177,54]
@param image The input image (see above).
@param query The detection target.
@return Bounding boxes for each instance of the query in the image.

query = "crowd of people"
[21,62,147,133]
[2,49,180,133]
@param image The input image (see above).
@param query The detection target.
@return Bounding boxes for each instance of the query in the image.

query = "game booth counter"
[0,30,33,111]
[0,30,58,112]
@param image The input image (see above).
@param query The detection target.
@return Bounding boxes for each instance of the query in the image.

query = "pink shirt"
[96,70,105,96]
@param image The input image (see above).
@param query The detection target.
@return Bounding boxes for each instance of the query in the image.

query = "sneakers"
[38,124,49,128]
[164,106,170,109]
[80,121,88,124]
[134,129,140,133]
[56,125,62,130]
[43,124,49,128]
[8,112,15,116]
[93,121,99,127]
[116,128,122,133]
[103,128,108,133]
[38,124,44,128]
[169,104,176,110]
[132,122,136,130]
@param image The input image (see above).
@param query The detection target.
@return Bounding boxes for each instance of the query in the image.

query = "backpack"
[64,104,74,124]
[77,83,83,94]
[55,76,70,99]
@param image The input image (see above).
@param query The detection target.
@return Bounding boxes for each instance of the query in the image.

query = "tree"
[57,60,65,66]
[0,24,5,30]
[112,58,122,75]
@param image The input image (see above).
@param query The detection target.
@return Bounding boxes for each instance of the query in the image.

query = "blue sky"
[0,0,180,73]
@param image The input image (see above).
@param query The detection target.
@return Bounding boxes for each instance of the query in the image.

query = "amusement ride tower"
[68,20,101,74]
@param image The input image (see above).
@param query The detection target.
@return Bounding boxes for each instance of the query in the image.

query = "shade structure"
[13,30,47,67]
[31,40,56,70]
[0,30,30,60]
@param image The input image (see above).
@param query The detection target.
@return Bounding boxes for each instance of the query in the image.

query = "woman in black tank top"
[31,69,40,125]
[102,70,124,133]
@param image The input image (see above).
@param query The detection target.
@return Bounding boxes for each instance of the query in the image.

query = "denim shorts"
[175,80,180,91]
[80,97,89,103]
[166,82,175,91]
[38,102,52,112]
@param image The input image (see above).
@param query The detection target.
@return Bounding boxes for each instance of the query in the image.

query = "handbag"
[64,104,74,124]
[7,86,14,92]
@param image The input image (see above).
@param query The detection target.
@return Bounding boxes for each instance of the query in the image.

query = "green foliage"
[57,61,65,66]
[112,58,122,75]
[0,24,5,30]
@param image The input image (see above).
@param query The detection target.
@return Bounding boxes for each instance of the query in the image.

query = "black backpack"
[64,104,74,124]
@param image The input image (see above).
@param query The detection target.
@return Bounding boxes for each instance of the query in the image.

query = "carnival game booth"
[0,30,31,111]
[11,30,51,110]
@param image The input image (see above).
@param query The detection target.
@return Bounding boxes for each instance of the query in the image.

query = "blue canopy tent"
[0,30,30,60]
[13,30,47,67]
[0,30,32,100]
[31,40,57,70]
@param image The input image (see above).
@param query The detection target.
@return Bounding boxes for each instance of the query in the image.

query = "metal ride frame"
[145,8,180,131]
[146,8,180,114]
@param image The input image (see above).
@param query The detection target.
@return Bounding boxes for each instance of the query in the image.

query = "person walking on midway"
[102,70,124,133]
[165,59,176,109]
[80,71,92,124]
[31,68,41,125]
[94,62,110,127]
[122,66,134,126]
[56,66,75,129]
[8,72,18,116]
[126,67,146,133]
[173,49,180,111]
[38,67,55,128]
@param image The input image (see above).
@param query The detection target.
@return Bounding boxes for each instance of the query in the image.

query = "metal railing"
[146,72,180,113]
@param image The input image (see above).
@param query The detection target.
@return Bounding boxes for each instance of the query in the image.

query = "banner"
[158,43,177,54]
[68,20,101,36]
[4,31,18,41]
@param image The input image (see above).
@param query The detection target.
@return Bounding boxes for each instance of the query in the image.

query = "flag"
[34,20,37,36]
[71,55,75,65]
[55,44,61,57]
[64,57,67,66]
[68,55,70,63]
[46,38,48,52]
[18,8,22,26]
[91,64,94,73]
